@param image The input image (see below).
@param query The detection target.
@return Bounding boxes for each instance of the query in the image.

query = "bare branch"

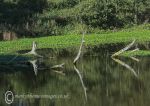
[73,32,85,64]
[24,41,43,58]
[112,40,136,57]
[130,48,139,53]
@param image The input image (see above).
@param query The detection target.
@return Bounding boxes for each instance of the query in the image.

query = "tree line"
[0,0,149,39]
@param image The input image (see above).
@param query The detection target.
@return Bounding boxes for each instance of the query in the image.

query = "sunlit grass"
[121,50,150,57]
[0,29,150,54]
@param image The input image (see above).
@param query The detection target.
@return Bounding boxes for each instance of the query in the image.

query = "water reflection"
[0,46,150,106]
[130,56,140,62]
[51,63,65,69]
[112,57,138,77]
[74,65,87,102]
[29,60,38,76]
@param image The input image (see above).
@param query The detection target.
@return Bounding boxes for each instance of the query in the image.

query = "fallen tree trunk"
[112,40,136,57]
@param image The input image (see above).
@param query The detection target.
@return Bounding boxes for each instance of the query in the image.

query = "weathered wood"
[73,32,85,64]
[24,41,43,57]
[112,40,136,57]
[130,48,139,53]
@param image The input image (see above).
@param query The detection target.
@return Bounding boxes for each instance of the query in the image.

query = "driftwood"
[24,41,43,57]
[130,48,139,53]
[112,57,138,77]
[73,32,85,64]
[74,65,87,101]
[7,41,43,64]
[112,40,136,57]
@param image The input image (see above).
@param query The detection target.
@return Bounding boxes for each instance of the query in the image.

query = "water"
[0,45,150,106]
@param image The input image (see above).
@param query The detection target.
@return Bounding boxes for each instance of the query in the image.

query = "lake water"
[0,45,150,106]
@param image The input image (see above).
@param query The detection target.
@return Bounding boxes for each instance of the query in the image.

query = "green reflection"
[0,47,150,106]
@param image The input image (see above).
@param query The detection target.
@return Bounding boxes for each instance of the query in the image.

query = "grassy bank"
[0,28,150,55]
[121,50,150,57]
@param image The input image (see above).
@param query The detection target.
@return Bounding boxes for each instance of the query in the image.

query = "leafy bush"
[0,0,149,37]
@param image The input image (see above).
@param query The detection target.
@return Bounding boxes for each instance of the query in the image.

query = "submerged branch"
[112,40,136,57]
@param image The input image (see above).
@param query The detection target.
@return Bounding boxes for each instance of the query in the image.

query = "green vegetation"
[1,50,150,106]
[0,0,149,36]
[0,27,150,54]
[0,0,150,57]
[0,1,150,105]
[121,50,150,57]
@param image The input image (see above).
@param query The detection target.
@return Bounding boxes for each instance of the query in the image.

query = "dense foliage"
[0,0,149,36]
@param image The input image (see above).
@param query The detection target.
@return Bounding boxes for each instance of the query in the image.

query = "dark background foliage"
[0,0,149,37]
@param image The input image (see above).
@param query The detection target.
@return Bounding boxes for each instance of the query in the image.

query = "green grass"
[120,50,150,57]
[0,28,150,55]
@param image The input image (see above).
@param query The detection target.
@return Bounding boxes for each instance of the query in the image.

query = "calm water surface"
[0,45,150,106]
